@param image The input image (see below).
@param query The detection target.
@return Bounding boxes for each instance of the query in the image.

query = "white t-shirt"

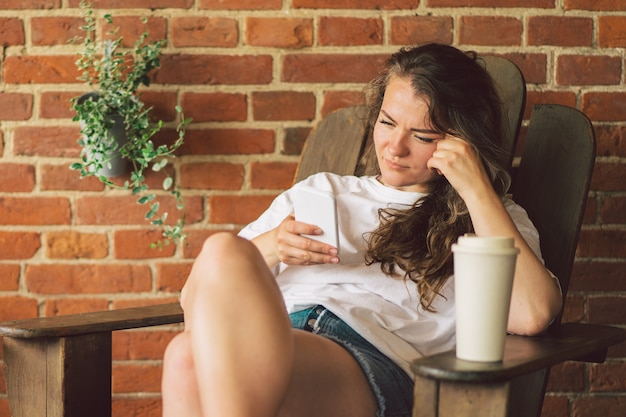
[238,172,544,376]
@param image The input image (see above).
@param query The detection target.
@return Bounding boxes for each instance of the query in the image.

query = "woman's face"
[373,76,444,193]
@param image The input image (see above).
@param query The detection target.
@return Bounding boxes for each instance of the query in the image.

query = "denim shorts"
[289,306,414,417]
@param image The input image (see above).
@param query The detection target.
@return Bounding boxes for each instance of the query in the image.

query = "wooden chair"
[1,58,624,417]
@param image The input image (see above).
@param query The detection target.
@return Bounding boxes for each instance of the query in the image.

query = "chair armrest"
[411,323,626,383]
[0,302,183,339]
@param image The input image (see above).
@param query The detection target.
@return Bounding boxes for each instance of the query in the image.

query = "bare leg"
[176,233,294,417]
[162,232,378,417]
[162,332,202,417]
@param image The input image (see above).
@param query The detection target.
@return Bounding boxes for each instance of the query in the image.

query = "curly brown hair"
[362,44,511,311]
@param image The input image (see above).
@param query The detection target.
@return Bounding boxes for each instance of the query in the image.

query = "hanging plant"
[70,0,191,247]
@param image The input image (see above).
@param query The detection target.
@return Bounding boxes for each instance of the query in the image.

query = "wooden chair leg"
[413,375,511,417]
[4,333,112,417]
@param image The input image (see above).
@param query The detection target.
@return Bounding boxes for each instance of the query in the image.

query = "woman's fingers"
[275,216,339,265]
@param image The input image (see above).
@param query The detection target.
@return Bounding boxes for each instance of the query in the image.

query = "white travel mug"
[452,234,520,362]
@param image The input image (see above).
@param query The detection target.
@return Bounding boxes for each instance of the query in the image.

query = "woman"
[162,43,563,417]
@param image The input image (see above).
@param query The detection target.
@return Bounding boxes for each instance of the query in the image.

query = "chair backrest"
[507,104,595,417]
[511,104,596,320]
[294,55,525,183]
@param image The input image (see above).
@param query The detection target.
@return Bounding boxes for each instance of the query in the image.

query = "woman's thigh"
[277,329,379,417]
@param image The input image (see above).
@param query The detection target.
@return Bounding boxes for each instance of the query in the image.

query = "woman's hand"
[427,135,494,202]
[252,215,339,269]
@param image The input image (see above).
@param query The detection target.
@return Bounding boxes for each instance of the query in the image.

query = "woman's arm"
[428,136,562,335]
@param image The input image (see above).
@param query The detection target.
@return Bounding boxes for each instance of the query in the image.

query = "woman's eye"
[414,136,436,144]
[379,118,393,127]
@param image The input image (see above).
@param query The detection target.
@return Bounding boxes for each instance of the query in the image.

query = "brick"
[250,161,297,190]
[101,16,167,48]
[572,396,626,417]
[76,195,203,226]
[69,0,193,8]
[140,91,178,122]
[113,329,178,360]
[557,55,622,86]
[114,230,177,259]
[528,16,593,47]
[0,232,41,260]
[565,0,626,11]
[0,93,33,120]
[25,264,152,294]
[209,195,276,224]
[172,17,238,48]
[0,0,60,9]
[588,296,626,325]
[503,53,548,85]
[178,128,275,155]
[0,18,25,46]
[431,0,552,5]
[13,126,80,157]
[540,395,569,417]
[3,55,80,84]
[0,296,38,321]
[0,197,70,225]
[199,0,282,9]
[112,297,178,310]
[594,125,626,158]
[0,264,20,291]
[40,164,105,191]
[155,54,273,85]
[546,361,586,392]
[282,53,387,83]
[182,92,247,122]
[578,228,626,258]
[0,163,35,192]
[31,16,83,46]
[590,162,626,192]
[180,162,245,190]
[570,261,626,292]
[582,92,626,122]
[44,298,109,316]
[112,397,161,417]
[156,262,192,291]
[321,91,364,116]
[283,127,310,156]
[600,195,626,224]
[0,399,8,417]
[459,16,522,46]
[252,91,316,121]
[247,18,312,48]
[390,16,453,46]
[590,362,626,391]
[40,91,76,119]
[599,16,626,47]
[46,231,108,259]
[112,363,162,393]
[293,0,419,9]
[319,17,382,46]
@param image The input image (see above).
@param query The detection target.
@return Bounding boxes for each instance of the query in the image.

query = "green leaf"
[162,176,173,190]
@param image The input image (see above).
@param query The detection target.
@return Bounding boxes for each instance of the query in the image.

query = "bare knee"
[182,232,259,305]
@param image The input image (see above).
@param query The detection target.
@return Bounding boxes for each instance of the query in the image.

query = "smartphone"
[294,185,339,251]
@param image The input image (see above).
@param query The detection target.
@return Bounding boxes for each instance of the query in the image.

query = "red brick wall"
[1,0,625,416]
